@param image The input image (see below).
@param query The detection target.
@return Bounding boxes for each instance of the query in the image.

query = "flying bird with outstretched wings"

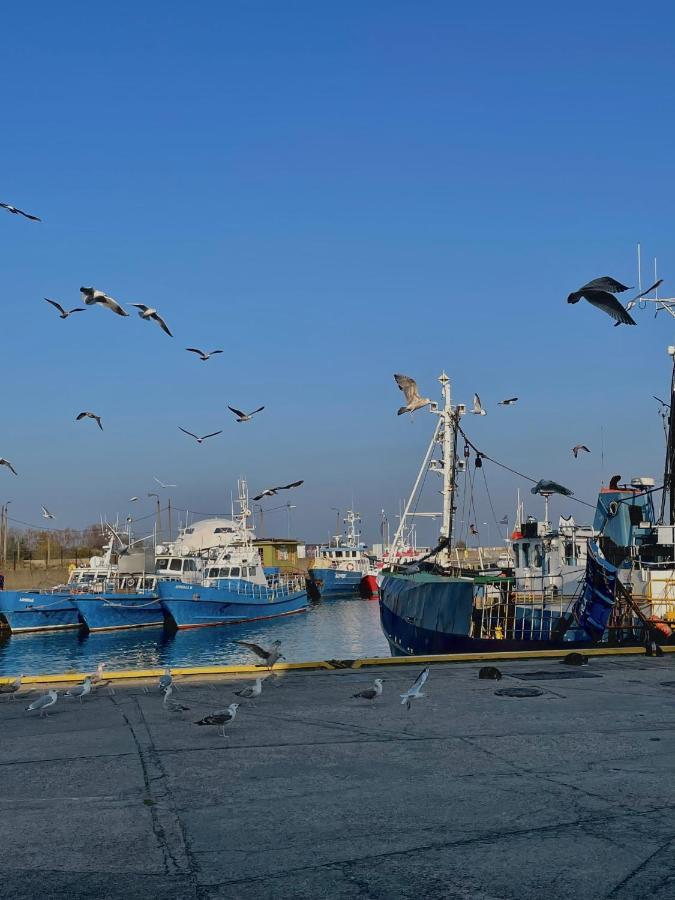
[228,405,265,423]
[394,373,432,416]
[472,393,486,416]
[80,287,129,317]
[186,348,223,361]
[0,458,18,476]
[76,411,103,430]
[252,481,304,502]
[178,427,222,444]
[44,298,85,319]
[571,445,590,458]
[1,202,41,221]
[131,304,172,336]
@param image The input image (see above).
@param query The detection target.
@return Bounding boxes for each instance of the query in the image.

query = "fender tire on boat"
[346,563,354,571]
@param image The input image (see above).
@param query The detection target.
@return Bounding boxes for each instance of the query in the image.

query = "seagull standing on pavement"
[178,427,222,444]
[25,690,58,717]
[234,677,263,702]
[65,677,92,704]
[0,458,18,476]
[131,304,173,336]
[400,668,430,710]
[472,394,487,416]
[0,674,24,700]
[195,703,239,737]
[228,406,265,423]
[572,445,591,458]
[236,640,285,670]
[80,287,129,317]
[45,299,86,319]
[352,678,384,702]
[76,411,103,430]
[394,373,432,416]
[186,348,223,361]
[158,668,172,691]
[1,202,41,221]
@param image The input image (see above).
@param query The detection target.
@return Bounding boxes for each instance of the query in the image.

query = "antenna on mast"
[637,242,642,293]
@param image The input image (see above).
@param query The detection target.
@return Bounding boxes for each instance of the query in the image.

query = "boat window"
[217,567,228,577]
[208,568,219,578]
[514,545,520,567]
[522,543,530,566]
[214,527,234,534]
[156,559,169,570]
[564,541,575,564]
[185,528,194,534]
[248,566,257,576]
[230,567,241,577]
[336,551,343,558]
[183,559,197,572]
[169,559,182,572]
[533,544,543,567]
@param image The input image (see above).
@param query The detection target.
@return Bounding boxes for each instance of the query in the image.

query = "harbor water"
[0,596,389,675]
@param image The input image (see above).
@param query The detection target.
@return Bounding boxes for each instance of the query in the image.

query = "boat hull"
[158,580,309,628]
[0,590,81,633]
[71,593,164,631]
[308,567,362,598]
[359,574,379,599]
[379,572,596,656]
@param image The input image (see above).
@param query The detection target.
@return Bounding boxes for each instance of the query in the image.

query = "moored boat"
[308,510,370,599]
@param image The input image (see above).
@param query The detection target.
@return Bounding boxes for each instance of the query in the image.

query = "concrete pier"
[1,654,675,899]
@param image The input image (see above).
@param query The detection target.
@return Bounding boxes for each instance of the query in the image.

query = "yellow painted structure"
[2,644,672,685]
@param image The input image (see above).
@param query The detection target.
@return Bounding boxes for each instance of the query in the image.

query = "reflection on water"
[0,597,389,675]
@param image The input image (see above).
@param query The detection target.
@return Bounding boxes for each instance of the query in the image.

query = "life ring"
[331,561,338,569]
[126,577,136,589]
[346,563,355,571]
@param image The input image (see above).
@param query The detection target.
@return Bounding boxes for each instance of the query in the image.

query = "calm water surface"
[0,597,390,675]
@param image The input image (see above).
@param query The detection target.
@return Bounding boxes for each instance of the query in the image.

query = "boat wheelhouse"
[308,510,370,598]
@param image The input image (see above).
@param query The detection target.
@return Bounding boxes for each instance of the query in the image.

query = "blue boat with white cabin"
[308,510,370,598]
[158,481,309,628]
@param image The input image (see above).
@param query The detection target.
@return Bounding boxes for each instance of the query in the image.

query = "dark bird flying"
[0,202,41,221]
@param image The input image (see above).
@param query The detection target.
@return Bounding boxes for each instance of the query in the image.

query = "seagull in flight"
[472,393,487,416]
[195,703,239,737]
[394,373,432,416]
[654,396,671,410]
[498,397,518,406]
[80,287,129,317]
[400,668,429,710]
[178,427,222,444]
[352,678,384,702]
[236,640,284,670]
[571,445,590,458]
[131,304,172,336]
[253,480,304,502]
[153,477,177,489]
[469,523,479,536]
[1,202,41,221]
[25,689,58,717]
[77,411,103,430]
[0,458,18,476]
[41,506,54,519]
[44,298,85,319]
[228,405,265,423]
[129,496,139,502]
[531,479,573,496]
[186,348,223,361]
[567,276,662,326]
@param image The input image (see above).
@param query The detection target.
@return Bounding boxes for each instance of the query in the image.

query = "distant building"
[254,538,306,572]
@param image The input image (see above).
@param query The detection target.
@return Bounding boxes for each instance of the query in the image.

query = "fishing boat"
[379,370,671,656]
[158,481,309,628]
[308,510,371,598]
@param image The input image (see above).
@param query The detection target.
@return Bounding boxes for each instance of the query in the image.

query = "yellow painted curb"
[0,644,671,685]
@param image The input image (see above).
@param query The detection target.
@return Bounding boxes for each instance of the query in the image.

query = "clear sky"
[1,1,674,546]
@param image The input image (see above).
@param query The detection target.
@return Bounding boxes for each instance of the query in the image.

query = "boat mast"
[661,346,675,525]
[438,371,457,551]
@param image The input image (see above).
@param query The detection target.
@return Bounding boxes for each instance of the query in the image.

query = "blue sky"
[1,1,674,545]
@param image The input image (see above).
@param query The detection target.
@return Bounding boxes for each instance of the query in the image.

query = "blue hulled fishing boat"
[308,510,370,598]
[379,371,667,656]
[0,589,80,633]
[158,481,309,628]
